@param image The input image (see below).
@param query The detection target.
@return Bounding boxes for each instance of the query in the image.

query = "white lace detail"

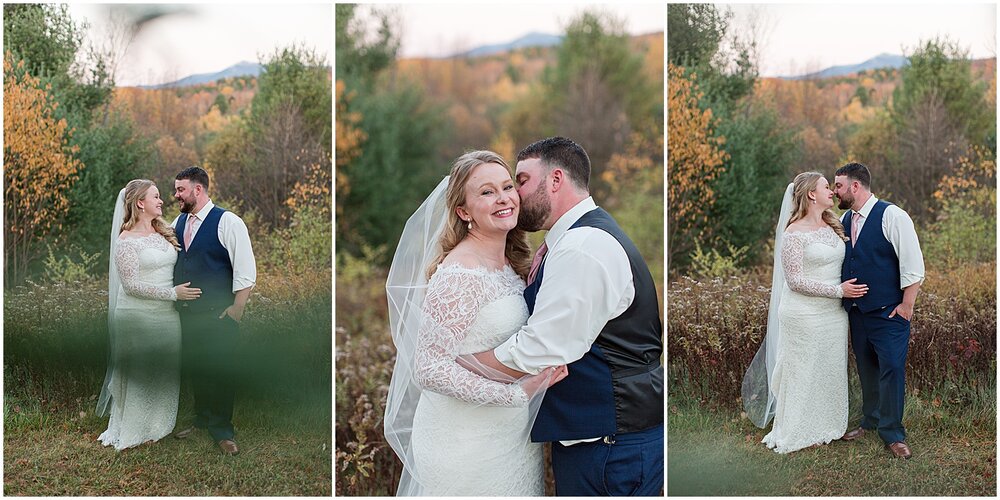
[414,264,529,407]
[100,232,181,451]
[764,224,849,454]
[781,227,844,299]
[409,263,543,495]
[114,233,178,302]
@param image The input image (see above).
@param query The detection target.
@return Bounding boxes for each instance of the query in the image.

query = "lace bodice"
[115,233,178,304]
[781,226,845,299]
[414,263,529,408]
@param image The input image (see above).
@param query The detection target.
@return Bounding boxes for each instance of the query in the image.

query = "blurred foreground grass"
[4,270,332,496]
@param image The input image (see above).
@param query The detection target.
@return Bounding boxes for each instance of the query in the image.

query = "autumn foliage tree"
[4,52,83,286]
[667,64,728,267]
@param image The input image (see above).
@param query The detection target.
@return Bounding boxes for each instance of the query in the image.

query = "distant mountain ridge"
[138,61,262,89]
[453,32,563,58]
[783,53,909,80]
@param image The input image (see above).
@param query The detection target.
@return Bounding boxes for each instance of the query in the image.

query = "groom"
[472,137,663,495]
[170,166,257,456]
[834,162,924,459]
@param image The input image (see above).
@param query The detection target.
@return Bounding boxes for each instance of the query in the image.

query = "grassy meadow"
[667,263,997,496]
[4,271,332,496]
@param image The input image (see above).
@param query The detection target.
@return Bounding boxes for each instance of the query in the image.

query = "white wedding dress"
[762,226,849,454]
[99,233,182,451]
[409,263,544,496]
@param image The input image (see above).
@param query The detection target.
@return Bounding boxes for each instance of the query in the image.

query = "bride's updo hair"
[427,151,531,280]
[787,171,848,241]
[122,179,180,249]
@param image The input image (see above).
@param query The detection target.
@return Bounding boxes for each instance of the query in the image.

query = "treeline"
[667,4,996,276]
[3,4,332,287]
[336,5,664,283]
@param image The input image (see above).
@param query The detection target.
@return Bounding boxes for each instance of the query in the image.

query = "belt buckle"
[602,435,616,445]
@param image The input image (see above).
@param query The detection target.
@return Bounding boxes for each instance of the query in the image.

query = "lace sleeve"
[414,269,529,407]
[781,232,843,298]
[115,240,178,301]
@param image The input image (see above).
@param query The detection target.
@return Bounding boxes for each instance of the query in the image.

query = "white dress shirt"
[495,197,635,373]
[851,195,925,288]
[171,200,257,292]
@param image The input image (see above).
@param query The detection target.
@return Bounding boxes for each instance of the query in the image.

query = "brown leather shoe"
[173,426,200,439]
[840,427,866,441]
[887,441,912,459]
[218,439,239,456]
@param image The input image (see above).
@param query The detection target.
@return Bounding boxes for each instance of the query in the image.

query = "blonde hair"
[122,179,180,249]
[787,172,848,241]
[426,151,531,280]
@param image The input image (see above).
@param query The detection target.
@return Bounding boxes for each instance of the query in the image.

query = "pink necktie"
[851,211,861,247]
[184,214,197,251]
[527,242,548,285]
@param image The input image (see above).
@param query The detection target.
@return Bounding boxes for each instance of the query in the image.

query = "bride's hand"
[519,365,569,398]
[175,282,202,301]
[841,278,868,298]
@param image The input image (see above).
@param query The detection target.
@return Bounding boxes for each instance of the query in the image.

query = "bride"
[384,150,567,495]
[742,172,868,453]
[97,179,201,450]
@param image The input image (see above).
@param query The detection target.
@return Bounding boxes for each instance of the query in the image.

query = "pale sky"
[67,3,332,87]
[354,3,664,59]
[727,4,996,77]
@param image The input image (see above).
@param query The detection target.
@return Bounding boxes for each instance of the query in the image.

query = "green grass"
[4,395,330,496]
[4,276,332,496]
[668,386,996,496]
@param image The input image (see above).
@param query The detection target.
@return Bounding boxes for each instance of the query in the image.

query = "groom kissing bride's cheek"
[384,137,663,496]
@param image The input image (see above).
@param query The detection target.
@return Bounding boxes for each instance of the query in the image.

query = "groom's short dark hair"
[516,137,590,191]
[835,162,871,189]
[176,166,210,190]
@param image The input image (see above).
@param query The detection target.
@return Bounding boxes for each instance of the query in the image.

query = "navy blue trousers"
[551,424,663,496]
[180,310,239,442]
[849,305,910,444]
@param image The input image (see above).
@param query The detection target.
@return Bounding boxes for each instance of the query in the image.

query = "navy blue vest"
[174,206,235,313]
[526,208,663,442]
[841,200,903,313]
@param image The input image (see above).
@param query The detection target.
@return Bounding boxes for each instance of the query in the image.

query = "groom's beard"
[177,198,195,213]
[837,196,852,210]
[517,182,551,232]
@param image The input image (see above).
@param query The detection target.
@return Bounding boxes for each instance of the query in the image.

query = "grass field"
[4,275,332,496]
[668,382,996,496]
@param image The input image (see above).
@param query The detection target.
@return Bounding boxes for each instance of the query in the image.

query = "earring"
[467,219,473,230]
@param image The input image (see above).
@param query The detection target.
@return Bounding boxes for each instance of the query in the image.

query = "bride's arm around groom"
[469,137,664,496]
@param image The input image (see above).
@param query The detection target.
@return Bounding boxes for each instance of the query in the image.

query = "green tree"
[893,38,991,148]
[708,102,799,265]
[667,3,728,68]
[335,4,447,259]
[335,4,399,88]
[3,3,113,129]
[62,113,158,267]
[213,93,230,114]
[534,11,655,198]
[253,45,332,150]
[341,84,447,257]
[667,3,756,115]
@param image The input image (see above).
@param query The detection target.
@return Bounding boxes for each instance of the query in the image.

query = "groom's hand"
[219,304,245,322]
[888,302,913,321]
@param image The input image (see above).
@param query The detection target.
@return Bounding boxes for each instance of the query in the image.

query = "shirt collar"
[856,194,878,219]
[543,196,598,248]
[192,199,215,221]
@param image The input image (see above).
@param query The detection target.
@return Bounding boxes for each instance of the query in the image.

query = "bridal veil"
[742,183,794,428]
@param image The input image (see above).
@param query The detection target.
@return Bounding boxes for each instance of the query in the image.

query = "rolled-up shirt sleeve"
[494,229,633,375]
[220,212,257,292]
[883,205,925,288]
